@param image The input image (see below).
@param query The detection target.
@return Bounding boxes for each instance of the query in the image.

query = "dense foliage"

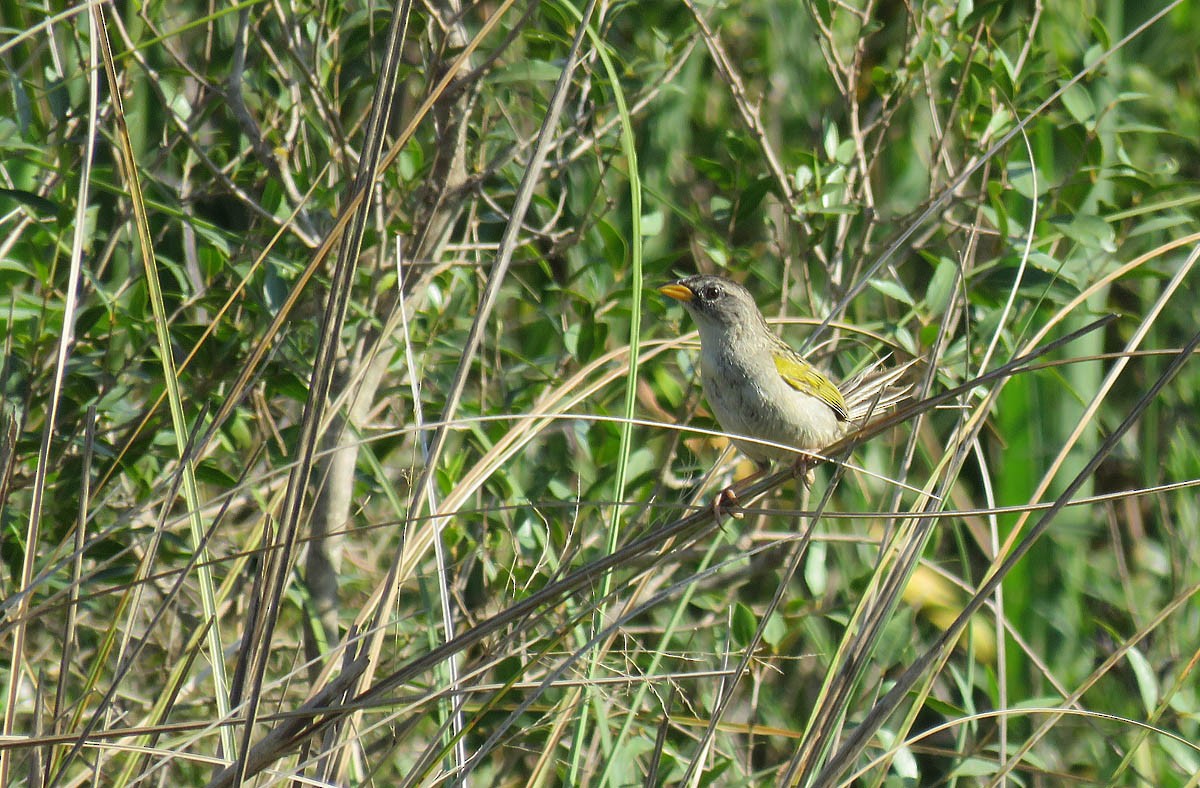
[2,0,1198,784]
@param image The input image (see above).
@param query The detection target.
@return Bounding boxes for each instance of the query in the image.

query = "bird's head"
[659,275,768,345]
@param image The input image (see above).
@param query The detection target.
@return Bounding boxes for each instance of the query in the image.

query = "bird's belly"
[702,362,842,463]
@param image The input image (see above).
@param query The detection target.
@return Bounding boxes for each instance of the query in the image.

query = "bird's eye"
[700,285,721,301]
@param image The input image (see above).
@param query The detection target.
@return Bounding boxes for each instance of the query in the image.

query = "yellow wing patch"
[773,348,849,421]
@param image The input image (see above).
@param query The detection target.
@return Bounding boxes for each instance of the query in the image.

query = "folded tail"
[840,357,920,424]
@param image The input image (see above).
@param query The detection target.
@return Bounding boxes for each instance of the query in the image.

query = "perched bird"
[659,274,910,495]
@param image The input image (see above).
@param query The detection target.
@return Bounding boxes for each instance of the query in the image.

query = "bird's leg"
[790,452,818,487]
[712,489,742,520]
[713,462,770,519]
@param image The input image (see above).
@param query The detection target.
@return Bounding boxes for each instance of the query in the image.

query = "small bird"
[659,274,910,498]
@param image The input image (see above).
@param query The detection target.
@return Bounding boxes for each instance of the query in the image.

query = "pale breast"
[700,348,844,463]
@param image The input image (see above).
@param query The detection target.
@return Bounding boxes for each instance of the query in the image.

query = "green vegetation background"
[2,0,1198,784]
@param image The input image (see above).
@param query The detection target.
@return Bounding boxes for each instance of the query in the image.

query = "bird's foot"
[711,461,772,519]
[791,455,817,487]
[712,486,744,519]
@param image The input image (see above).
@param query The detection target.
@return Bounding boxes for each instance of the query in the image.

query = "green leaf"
[793,164,814,191]
[731,603,757,647]
[1054,213,1116,253]
[1060,83,1096,126]
[1126,646,1159,713]
[955,0,974,26]
[640,209,664,237]
[804,541,827,595]
[823,123,840,160]
[868,278,915,306]
[926,257,959,316]
[1089,16,1111,50]
[761,612,787,649]
[0,187,59,216]
[810,0,831,25]
[870,66,891,95]
[949,757,1001,778]
[982,106,1013,142]
[834,139,856,166]
[1009,161,1049,198]
[490,60,566,83]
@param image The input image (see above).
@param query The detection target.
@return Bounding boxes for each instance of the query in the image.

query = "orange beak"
[658,283,694,302]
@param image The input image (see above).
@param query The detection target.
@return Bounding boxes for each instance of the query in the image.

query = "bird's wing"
[773,346,849,421]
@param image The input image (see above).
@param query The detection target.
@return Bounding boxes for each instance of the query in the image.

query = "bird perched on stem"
[659,274,911,510]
